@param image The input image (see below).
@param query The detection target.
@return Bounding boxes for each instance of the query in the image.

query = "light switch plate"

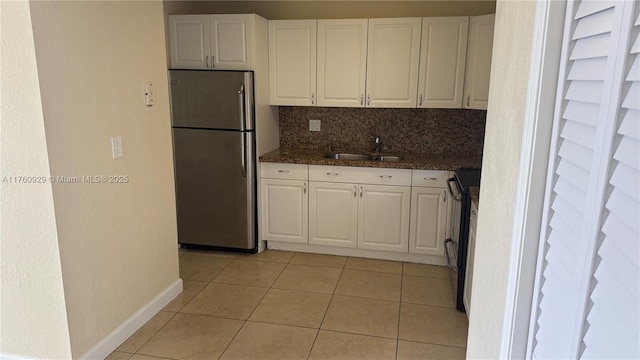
[111,136,123,159]
[309,119,321,132]
[144,82,154,107]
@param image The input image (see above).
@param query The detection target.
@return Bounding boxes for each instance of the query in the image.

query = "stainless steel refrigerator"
[169,70,256,251]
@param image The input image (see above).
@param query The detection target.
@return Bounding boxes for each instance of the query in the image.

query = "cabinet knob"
[419,94,423,106]
[367,94,370,106]
[360,186,363,198]
[424,177,436,181]
[379,175,393,179]
[205,55,209,68]
[212,55,216,68]
[311,93,315,105]
[278,169,290,174]
[326,172,339,177]
[303,183,307,194]
[466,94,471,107]
[354,185,357,197]
[360,94,364,106]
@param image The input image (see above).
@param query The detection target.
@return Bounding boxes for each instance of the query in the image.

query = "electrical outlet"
[309,119,321,132]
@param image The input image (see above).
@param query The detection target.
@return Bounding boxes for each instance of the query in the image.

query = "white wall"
[27,0,180,357]
[0,1,72,358]
[466,0,536,358]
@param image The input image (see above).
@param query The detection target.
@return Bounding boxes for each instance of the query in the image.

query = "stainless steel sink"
[373,155,404,162]
[323,153,404,162]
[323,153,373,160]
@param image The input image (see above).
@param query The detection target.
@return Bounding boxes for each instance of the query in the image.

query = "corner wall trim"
[79,279,183,360]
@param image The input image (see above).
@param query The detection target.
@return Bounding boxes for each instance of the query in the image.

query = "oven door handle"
[447,178,462,201]
[444,238,458,272]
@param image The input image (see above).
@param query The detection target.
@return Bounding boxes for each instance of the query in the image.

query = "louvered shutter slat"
[572,7,614,39]
[564,80,605,103]
[560,122,597,148]
[558,140,594,170]
[605,188,640,233]
[613,136,640,171]
[570,33,611,59]
[562,100,601,125]
[596,236,640,299]
[610,162,640,201]
[621,81,639,109]
[553,177,587,210]
[556,157,591,190]
[617,111,640,142]
[574,0,615,19]
[551,196,586,233]
[601,213,640,262]
[627,55,639,81]
[567,57,608,81]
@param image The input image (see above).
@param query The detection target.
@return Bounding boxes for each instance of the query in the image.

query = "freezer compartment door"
[173,128,256,249]
[169,70,254,130]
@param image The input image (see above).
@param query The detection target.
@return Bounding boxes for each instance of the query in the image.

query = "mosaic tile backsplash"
[279,107,487,155]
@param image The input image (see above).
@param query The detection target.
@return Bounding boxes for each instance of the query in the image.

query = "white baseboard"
[79,279,183,360]
[267,241,448,266]
[0,353,38,360]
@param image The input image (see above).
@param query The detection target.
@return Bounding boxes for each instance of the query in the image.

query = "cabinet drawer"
[261,163,308,180]
[411,170,451,188]
[309,165,411,186]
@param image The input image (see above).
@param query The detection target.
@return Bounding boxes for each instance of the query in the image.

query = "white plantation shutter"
[530,1,640,359]
[580,6,640,358]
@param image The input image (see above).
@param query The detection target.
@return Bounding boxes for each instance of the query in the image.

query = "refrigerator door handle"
[240,132,247,178]
[238,83,245,131]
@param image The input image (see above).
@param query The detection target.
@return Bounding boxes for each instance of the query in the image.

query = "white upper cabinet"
[366,18,422,108]
[269,20,317,106]
[463,14,495,110]
[417,17,469,108]
[169,14,255,70]
[210,15,254,70]
[169,15,211,69]
[317,19,368,107]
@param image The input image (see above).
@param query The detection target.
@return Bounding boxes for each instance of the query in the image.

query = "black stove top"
[454,168,481,193]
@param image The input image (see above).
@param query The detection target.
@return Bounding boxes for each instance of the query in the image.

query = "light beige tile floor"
[109,249,468,360]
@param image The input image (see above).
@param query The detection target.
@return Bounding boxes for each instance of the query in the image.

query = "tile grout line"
[396,263,405,360]
[217,251,294,360]
[305,258,347,360]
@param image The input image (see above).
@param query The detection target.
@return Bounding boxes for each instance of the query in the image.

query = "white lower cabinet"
[357,185,411,252]
[409,170,452,256]
[260,163,309,244]
[308,166,412,253]
[261,163,452,261]
[309,182,358,248]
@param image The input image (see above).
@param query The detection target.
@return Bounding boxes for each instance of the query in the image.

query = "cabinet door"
[210,15,254,70]
[169,15,211,69]
[309,182,358,248]
[366,18,421,108]
[463,203,478,316]
[261,179,308,243]
[357,185,411,252]
[417,17,469,108]
[269,20,317,106]
[409,187,448,255]
[464,14,495,110]
[317,19,368,107]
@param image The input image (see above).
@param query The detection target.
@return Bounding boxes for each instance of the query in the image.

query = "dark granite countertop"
[469,186,480,208]
[259,148,482,171]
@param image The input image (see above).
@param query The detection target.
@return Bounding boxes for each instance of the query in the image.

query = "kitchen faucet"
[374,136,382,154]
